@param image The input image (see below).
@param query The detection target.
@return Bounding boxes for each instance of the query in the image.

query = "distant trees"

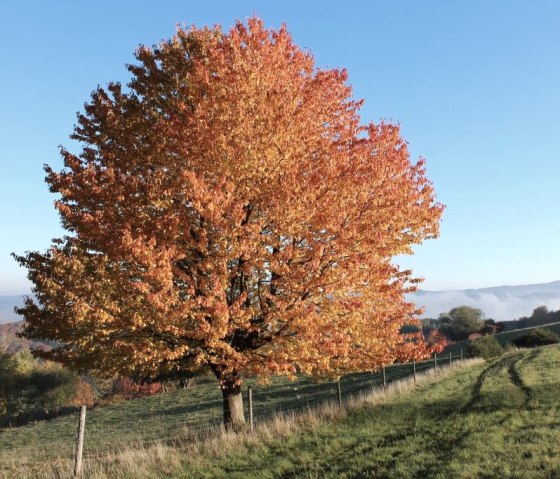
[480,319,502,335]
[438,306,484,341]
[423,304,560,345]
[500,306,560,331]
[531,306,550,322]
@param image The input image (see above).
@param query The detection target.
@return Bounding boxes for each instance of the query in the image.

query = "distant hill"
[0,321,52,353]
[0,295,53,353]
[3,280,560,327]
[411,280,560,321]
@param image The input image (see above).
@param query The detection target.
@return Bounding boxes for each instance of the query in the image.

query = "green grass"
[178,345,560,479]
[442,320,560,355]
[4,345,560,478]
[0,356,448,467]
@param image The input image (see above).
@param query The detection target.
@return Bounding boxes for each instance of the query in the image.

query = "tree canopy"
[439,305,484,341]
[15,18,443,427]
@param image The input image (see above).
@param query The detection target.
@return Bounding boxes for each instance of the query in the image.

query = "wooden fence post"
[434,354,437,370]
[449,351,452,366]
[248,386,254,432]
[382,366,386,389]
[337,379,342,408]
[460,348,463,361]
[73,405,86,479]
[413,361,417,382]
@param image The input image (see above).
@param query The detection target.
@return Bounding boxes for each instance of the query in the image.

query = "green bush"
[0,349,80,426]
[467,335,504,359]
[512,328,560,348]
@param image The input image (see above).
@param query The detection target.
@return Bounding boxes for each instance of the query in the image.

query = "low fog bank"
[410,281,560,321]
[3,281,560,325]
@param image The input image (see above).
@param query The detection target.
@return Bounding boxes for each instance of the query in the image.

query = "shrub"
[512,328,560,348]
[112,377,163,400]
[467,335,504,359]
[0,351,81,426]
[70,379,96,407]
[29,363,80,413]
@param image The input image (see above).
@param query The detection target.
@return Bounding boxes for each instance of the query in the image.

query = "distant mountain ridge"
[0,321,53,353]
[410,280,560,321]
[2,280,560,325]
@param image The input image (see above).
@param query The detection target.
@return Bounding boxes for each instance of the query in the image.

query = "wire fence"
[0,351,463,474]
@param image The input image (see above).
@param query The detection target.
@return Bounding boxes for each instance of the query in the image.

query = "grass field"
[170,345,560,479]
[2,345,559,478]
[0,355,448,474]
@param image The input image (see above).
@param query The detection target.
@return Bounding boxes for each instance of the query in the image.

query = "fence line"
[0,351,464,473]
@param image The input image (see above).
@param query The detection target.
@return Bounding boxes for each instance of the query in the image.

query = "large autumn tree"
[16,18,443,428]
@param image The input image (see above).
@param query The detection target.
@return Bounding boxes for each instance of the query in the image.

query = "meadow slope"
[2,345,559,478]
[174,346,560,479]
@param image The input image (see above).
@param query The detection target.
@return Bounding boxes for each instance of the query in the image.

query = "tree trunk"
[180,377,195,389]
[221,382,246,431]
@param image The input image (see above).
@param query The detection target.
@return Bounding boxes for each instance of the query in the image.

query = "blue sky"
[0,0,559,295]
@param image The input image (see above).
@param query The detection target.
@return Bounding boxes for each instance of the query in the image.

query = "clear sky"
[1,0,559,295]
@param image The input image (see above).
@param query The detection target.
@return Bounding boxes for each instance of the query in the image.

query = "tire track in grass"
[462,350,538,413]
[461,355,515,412]
[410,351,536,478]
[507,349,539,407]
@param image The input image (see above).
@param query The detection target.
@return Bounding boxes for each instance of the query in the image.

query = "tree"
[15,18,443,429]
[426,330,449,353]
[531,306,549,321]
[439,306,484,341]
[480,318,501,335]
